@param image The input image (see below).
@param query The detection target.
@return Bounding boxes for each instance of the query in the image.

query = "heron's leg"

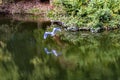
[52,28,61,34]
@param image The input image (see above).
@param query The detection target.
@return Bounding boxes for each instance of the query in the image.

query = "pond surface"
[0,15,120,80]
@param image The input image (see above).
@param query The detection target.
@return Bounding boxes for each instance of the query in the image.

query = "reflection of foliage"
[0,48,19,80]
[0,17,120,80]
[30,57,59,80]
[32,28,120,80]
[0,60,19,80]
[59,31,120,80]
[0,24,13,42]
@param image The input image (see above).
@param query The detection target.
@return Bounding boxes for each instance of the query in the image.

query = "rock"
[67,26,79,32]
[90,27,105,33]
[79,27,90,31]
[51,20,65,27]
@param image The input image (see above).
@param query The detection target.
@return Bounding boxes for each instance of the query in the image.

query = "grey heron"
[44,27,61,39]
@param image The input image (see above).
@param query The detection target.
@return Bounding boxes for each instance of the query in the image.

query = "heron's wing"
[52,50,58,56]
[44,32,52,39]
[44,28,61,39]
[44,48,52,54]
[52,28,61,34]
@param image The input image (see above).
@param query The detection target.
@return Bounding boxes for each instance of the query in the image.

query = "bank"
[0,0,120,33]
[47,0,120,32]
[0,0,53,15]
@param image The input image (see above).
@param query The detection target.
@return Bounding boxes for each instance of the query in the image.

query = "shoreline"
[0,1,53,15]
[0,1,120,33]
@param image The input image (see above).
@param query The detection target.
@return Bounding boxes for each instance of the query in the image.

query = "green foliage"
[49,0,120,28]
[95,9,112,23]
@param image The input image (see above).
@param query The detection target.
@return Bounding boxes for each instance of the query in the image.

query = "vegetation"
[48,0,120,29]
[1,0,119,29]
[0,0,120,80]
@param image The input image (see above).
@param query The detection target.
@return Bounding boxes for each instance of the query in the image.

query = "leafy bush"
[49,0,120,28]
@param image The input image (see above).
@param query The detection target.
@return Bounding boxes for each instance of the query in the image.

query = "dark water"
[0,15,120,80]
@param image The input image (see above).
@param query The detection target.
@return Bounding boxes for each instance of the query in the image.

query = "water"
[0,15,120,80]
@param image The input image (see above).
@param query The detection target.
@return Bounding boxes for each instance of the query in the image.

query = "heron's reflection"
[44,48,61,56]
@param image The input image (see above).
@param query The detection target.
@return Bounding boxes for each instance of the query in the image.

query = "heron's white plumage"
[44,28,61,39]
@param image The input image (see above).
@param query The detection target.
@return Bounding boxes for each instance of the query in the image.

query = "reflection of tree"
[27,29,120,80]
[58,31,120,80]
[0,17,41,79]
[0,17,120,80]
[0,48,19,80]
[6,31,36,79]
